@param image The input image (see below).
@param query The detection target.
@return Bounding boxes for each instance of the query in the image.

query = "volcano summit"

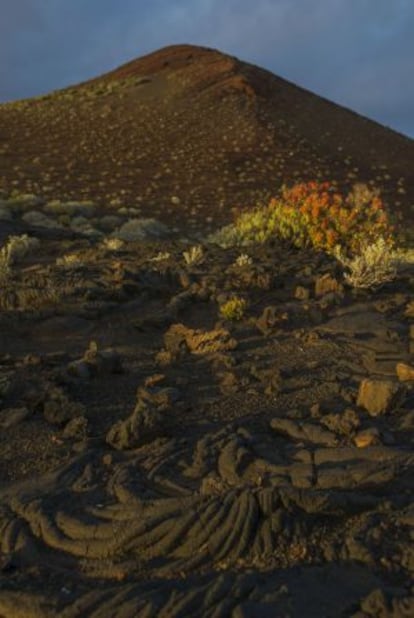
[0,44,413,230]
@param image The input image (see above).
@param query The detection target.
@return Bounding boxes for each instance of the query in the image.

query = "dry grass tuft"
[334,237,397,289]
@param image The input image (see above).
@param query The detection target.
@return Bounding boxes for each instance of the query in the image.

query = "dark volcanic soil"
[0,224,413,617]
[0,44,413,231]
[0,44,413,618]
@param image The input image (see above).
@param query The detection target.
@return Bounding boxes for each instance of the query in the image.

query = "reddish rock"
[396,362,414,382]
[354,427,381,448]
[314,274,343,298]
[294,286,310,301]
[357,378,403,416]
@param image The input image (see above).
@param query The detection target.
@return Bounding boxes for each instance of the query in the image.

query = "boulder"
[62,416,88,439]
[97,215,123,232]
[396,362,414,382]
[112,218,170,242]
[270,417,338,446]
[256,305,287,335]
[314,273,343,298]
[106,398,165,450]
[357,378,403,416]
[43,388,85,425]
[0,407,31,429]
[161,323,237,360]
[354,427,381,448]
[294,285,310,301]
[22,210,63,230]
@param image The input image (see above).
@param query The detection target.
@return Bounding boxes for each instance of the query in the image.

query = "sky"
[0,0,413,138]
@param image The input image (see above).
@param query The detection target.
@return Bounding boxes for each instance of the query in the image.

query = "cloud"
[0,0,413,136]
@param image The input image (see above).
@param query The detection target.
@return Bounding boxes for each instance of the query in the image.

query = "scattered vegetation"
[102,237,125,251]
[334,237,397,289]
[0,254,10,282]
[219,296,247,321]
[0,180,405,294]
[0,234,39,280]
[209,181,401,290]
[235,253,253,267]
[150,251,171,262]
[56,253,84,269]
[391,246,414,267]
[183,245,204,266]
[210,182,393,256]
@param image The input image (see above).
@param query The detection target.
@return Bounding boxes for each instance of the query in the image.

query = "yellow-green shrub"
[210,182,394,256]
[219,297,247,321]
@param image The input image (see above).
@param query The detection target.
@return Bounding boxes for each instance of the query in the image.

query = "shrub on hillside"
[209,181,394,256]
[1,234,39,266]
[0,234,39,281]
[219,297,247,321]
[183,245,204,266]
[334,237,397,289]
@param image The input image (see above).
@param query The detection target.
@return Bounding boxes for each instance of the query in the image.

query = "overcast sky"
[0,0,413,137]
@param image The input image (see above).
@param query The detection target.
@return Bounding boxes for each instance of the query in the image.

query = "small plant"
[0,253,10,281]
[0,234,39,268]
[219,296,247,321]
[183,245,204,266]
[150,251,171,262]
[391,247,414,266]
[235,253,253,267]
[102,237,124,251]
[56,253,83,268]
[334,237,397,289]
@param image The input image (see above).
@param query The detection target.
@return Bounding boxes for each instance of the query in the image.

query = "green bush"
[219,297,247,321]
[209,181,394,257]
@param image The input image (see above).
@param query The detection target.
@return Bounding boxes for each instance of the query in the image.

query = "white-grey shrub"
[0,234,40,279]
[334,237,397,289]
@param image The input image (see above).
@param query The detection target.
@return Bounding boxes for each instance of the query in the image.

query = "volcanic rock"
[357,378,403,416]
[396,362,414,382]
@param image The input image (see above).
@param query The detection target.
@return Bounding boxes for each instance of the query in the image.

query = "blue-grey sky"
[1,0,413,137]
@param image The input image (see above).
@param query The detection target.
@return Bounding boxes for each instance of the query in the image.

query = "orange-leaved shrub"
[209,181,394,256]
[267,181,393,255]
